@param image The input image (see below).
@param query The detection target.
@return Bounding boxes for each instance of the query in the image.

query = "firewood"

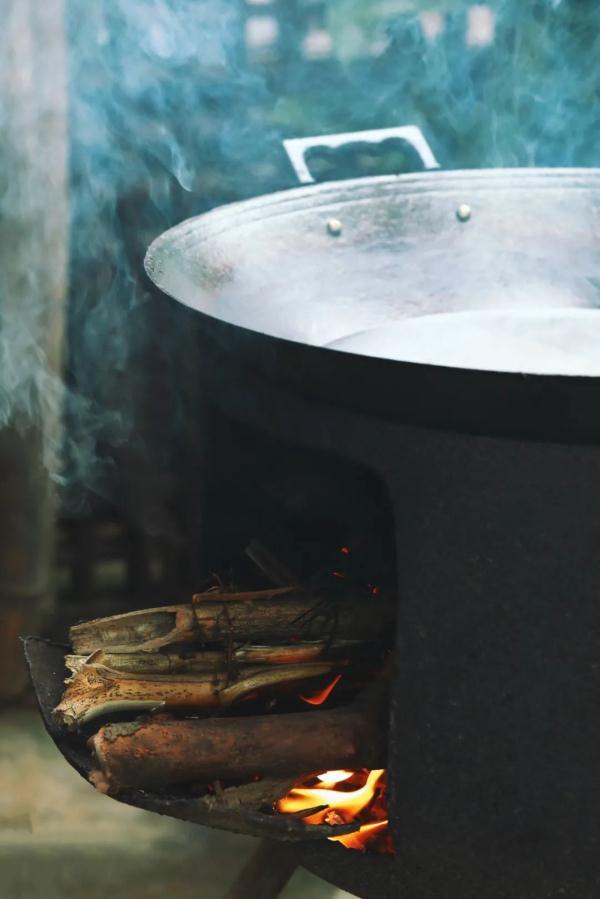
[53,661,336,728]
[64,649,225,675]
[216,662,339,706]
[233,640,360,666]
[211,777,301,810]
[88,702,386,793]
[70,605,198,655]
[70,586,391,654]
[127,790,361,842]
[65,640,359,675]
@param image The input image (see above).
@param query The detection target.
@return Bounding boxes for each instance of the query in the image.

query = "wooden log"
[89,702,386,793]
[65,640,359,674]
[70,586,392,654]
[54,660,336,728]
[213,777,301,811]
[234,640,360,666]
[64,649,226,675]
[128,790,360,842]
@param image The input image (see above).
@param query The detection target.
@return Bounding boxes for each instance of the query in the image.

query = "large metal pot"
[146,126,600,441]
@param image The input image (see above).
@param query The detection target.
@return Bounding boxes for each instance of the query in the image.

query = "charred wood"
[124,790,360,842]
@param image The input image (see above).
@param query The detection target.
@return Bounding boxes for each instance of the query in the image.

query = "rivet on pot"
[326,217,343,237]
[456,204,472,223]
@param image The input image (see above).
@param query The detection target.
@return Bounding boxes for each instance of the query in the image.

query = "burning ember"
[277,768,393,854]
[300,673,342,705]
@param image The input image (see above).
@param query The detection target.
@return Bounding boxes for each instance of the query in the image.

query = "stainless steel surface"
[282,125,440,184]
[145,167,600,376]
[326,217,343,237]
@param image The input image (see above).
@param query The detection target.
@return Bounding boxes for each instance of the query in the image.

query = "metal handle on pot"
[283,125,440,184]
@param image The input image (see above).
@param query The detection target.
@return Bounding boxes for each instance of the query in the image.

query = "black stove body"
[191,324,600,899]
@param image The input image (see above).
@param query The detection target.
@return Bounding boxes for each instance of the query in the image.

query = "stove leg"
[223,840,299,899]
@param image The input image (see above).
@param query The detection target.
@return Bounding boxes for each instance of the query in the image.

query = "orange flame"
[300,674,342,706]
[331,818,389,851]
[277,768,392,854]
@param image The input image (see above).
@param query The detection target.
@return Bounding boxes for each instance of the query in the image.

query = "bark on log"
[70,586,392,654]
[89,703,386,793]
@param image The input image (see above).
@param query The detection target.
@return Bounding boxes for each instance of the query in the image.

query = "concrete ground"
[0,709,356,899]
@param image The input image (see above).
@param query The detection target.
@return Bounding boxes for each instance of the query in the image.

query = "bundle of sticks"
[52,573,391,833]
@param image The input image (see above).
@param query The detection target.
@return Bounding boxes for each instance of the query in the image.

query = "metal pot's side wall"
[385,428,600,898]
